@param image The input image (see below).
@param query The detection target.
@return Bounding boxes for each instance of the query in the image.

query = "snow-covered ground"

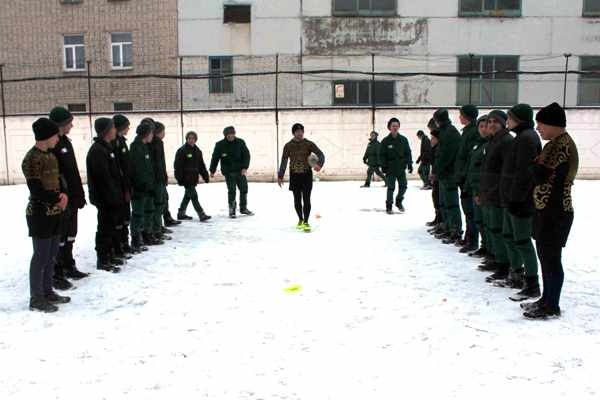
[0,179,599,399]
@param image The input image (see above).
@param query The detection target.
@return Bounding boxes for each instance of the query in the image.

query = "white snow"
[0,179,599,399]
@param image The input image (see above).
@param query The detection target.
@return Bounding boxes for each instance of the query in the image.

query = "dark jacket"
[416,135,432,165]
[209,137,250,175]
[455,121,480,185]
[464,136,488,196]
[52,134,85,208]
[150,136,168,185]
[363,139,381,167]
[480,129,513,208]
[113,134,132,191]
[432,121,461,182]
[379,133,413,177]
[278,138,325,178]
[503,124,542,217]
[174,144,209,187]
[22,146,64,238]
[129,136,155,196]
[86,138,125,208]
[533,132,579,246]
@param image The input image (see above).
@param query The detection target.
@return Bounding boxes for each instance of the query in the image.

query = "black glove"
[202,174,210,183]
[363,158,368,165]
[408,165,413,174]
[508,201,533,218]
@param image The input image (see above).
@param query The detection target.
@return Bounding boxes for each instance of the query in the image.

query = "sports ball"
[307,153,319,168]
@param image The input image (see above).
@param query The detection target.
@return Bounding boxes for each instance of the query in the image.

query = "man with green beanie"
[432,108,462,242]
[86,118,124,273]
[480,110,514,283]
[497,104,542,300]
[209,126,252,218]
[455,105,480,251]
[464,115,489,255]
[522,102,578,320]
[380,117,413,214]
[49,106,88,289]
[129,122,155,251]
[361,131,385,188]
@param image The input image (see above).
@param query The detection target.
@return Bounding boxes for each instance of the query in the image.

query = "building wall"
[2,109,599,185]
[0,0,179,114]
[179,0,600,108]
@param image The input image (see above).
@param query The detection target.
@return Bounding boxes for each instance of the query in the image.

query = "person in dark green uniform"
[455,105,480,250]
[361,131,384,188]
[129,122,155,251]
[379,118,413,214]
[22,118,71,312]
[416,130,433,190]
[209,126,252,218]
[432,109,462,243]
[149,121,171,241]
[465,115,490,256]
[112,114,135,255]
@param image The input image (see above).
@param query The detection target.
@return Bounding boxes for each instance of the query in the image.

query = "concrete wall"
[2,108,599,185]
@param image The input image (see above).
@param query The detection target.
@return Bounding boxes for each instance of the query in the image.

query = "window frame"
[332,80,395,106]
[578,56,600,106]
[583,0,600,17]
[208,56,234,94]
[456,55,520,107]
[63,34,86,72]
[458,0,522,18]
[113,102,133,112]
[67,103,87,112]
[111,32,133,70]
[332,0,397,17]
[223,4,252,23]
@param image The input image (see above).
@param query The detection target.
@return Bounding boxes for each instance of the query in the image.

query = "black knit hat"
[136,122,154,137]
[417,130,425,137]
[508,104,534,124]
[113,114,130,131]
[223,126,236,135]
[488,110,508,127]
[32,118,59,141]
[49,106,73,127]
[477,115,488,126]
[433,108,449,125]
[460,104,479,121]
[94,117,114,137]
[535,102,566,128]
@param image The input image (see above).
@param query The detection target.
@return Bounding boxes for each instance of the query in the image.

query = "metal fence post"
[468,53,474,104]
[371,53,375,132]
[86,60,93,140]
[179,56,184,144]
[563,53,572,108]
[0,64,9,184]
[275,53,280,182]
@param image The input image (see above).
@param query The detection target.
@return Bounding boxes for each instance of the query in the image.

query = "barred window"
[583,0,600,16]
[209,57,233,94]
[333,0,396,16]
[456,55,519,106]
[114,102,133,111]
[459,0,521,17]
[578,56,600,106]
[333,81,395,106]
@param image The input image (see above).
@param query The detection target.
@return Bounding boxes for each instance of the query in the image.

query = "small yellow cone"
[284,284,303,293]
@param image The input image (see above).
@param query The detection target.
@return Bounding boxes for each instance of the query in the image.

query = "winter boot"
[469,247,487,258]
[523,304,561,320]
[131,235,148,253]
[63,264,89,280]
[29,296,58,313]
[240,208,254,216]
[493,269,524,289]
[520,298,545,312]
[360,184,370,188]
[395,197,404,212]
[52,275,73,291]
[122,241,135,255]
[142,232,160,246]
[229,202,237,219]
[510,275,541,302]
[46,291,71,304]
[164,211,182,226]
[110,249,125,266]
[177,212,193,221]
[442,231,461,244]
[96,253,120,273]
[161,226,174,234]
[485,263,510,282]
[199,211,212,222]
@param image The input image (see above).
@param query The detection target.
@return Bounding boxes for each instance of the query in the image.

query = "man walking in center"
[361,131,384,188]
[380,117,413,214]
[209,126,253,219]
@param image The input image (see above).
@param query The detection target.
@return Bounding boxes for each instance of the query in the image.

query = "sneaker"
[303,222,312,232]
[296,221,305,230]
[46,291,71,304]
[29,297,58,313]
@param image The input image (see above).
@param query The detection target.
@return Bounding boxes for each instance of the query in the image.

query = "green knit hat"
[460,104,479,121]
[508,103,534,124]
[488,110,508,127]
[49,106,73,127]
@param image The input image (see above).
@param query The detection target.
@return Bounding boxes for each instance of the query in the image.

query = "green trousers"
[225,172,248,209]
[439,179,461,232]
[474,200,486,250]
[488,207,508,264]
[179,186,204,215]
[385,172,407,206]
[131,193,154,236]
[503,210,538,276]
[153,185,166,233]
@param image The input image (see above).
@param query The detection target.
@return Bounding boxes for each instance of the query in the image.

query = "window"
[456,55,519,106]
[114,102,133,111]
[111,33,133,69]
[459,0,521,17]
[63,35,85,71]
[224,5,251,23]
[578,57,600,106]
[60,0,82,4]
[209,56,233,94]
[333,0,396,16]
[583,0,600,16]
[67,103,86,112]
[333,81,395,106]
